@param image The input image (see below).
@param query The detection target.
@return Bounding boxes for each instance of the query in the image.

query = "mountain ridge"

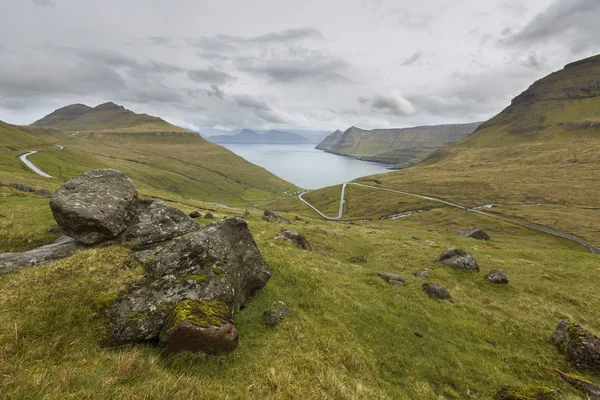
[208,129,311,144]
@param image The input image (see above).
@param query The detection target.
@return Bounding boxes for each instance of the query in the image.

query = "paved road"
[19,151,53,178]
[299,182,600,255]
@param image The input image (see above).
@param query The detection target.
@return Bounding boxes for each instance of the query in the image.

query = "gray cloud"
[188,67,235,84]
[32,0,54,7]
[234,95,287,123]
[371,93,416,116]
[503,0,600,54]
[400,52,423,66]
[206,84,225,100]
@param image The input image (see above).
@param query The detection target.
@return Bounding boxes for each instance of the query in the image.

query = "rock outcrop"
[378,272,409,285]
[458,227,490,241]
[486,269,509,284]
[50,169,138,244]
[106,217,271,343]
[275,229,311,251]
[414,268,432,279]
[422,283,454,302]
[263,210,291,224]
[436,248,480,272]
[553,320,600,372]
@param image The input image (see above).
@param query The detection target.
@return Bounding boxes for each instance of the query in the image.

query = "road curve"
[19,151,53,178]
[299,182,600,255]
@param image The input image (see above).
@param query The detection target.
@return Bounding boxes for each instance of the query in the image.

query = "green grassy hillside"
[31,102,188,133]
[315,123,480,168]
[285,54,600,244]
[0,121,298,206]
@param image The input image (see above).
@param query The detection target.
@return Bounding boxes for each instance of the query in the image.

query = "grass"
[0,192,598,399]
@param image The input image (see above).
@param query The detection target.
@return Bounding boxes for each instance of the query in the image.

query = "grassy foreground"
[0,190,598,399]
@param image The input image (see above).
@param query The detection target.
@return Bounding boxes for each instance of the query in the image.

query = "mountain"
[280,54,600,244]
[31,102,188,133]
[208,129,310,144]
[315,123,481,168]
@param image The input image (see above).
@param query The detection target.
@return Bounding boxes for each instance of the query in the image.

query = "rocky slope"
[31,102,188,133]
[315,123,480,168]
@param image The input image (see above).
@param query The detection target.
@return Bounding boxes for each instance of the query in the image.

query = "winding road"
[299,182,600,255]
[18,144,65,179]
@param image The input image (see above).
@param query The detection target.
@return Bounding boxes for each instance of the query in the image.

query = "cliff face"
[315,123,480,168]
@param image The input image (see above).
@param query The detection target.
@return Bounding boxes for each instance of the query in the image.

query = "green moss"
[493,386,557,400]
[124,303,174,327]
[173,273,210,284]
[566,322,588,341]
[161,299,231,340]
[94,295,118,311]
[212,267,227,277]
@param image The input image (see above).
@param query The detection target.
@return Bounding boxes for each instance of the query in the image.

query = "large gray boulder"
[0,236,91,274]
[106,217,271,343]
[553,320,600,372]
[275,229,311,251]
[50,169,138,244]
[436,248,480,272]
[117,199,199,249]
[458,227,490,241]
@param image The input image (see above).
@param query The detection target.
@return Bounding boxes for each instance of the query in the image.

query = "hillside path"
[19,144,65,179]
[299,182,600,255]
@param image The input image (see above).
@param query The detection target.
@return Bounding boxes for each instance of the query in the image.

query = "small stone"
[318,250,333,257]
[263,210,291,224]
[424,240,436,245]
[414,268,433,279]
[319,229,329,236]
[204,212,214,219]
[262,307,293,327]
[422,282,454,302]
[275,229,311,251]
[378,272,408,285]
[408,235,420,240]
[414,332,424,338]
[436,248,480,272]
[9,183,34,192]
[262,215,270,222]
[458,227,490,241]
[189,211,202,218]
[351,255,367,263]
[486,269,509,284]
[33,189,52,197]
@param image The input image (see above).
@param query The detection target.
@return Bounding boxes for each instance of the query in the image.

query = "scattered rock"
[378,272,408,285]
[414,332,424,338]
[106,217,271,343]
[318,250,333,257]
[319,229,329,236]
[159,299,238,355]
[492,386,558,400]
[414,268,433,279]
[47,225,62,234]
[486,269,509,284]
[422,283,454,302]
[294,216,303,221]
[263,307,293,327]
[424,240,436,245]
[553,320,600,372]
[263,210,291,224]
[117,199,200,249]
[50,169,138,244]
[0,236,91,274]
[33,189,52,197]
[458,227,490,241]
[408,235,420,240]
[367,231,377,235]
[9,183,34,192]
[555,370,600,400]
[274,229,311,251]
[261,215,270,222]
[242,210,250,217]
[189,211,202,218]
[204,212,214,219]
[435,248,480,272]
[351,255,367,263]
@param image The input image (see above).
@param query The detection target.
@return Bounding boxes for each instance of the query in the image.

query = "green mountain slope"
[279,54,600,243]
[315,123,480,168]
[31,102,188,133]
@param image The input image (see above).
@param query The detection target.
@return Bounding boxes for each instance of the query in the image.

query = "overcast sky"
[1,0,599,132]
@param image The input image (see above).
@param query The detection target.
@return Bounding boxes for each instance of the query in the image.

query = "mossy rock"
[493,386,558,400]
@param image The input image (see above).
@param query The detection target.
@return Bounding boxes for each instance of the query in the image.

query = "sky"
[1,0,599,133]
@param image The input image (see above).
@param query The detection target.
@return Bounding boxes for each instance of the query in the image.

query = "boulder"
[189,211,202,218]
[486,269,509,284]
[50,169,138,244]
[204,212,214,219]
[422,283,454,302]
[9,183,34,192]
[0,236,91,274]
[263,307,293,327]
[106,217,271,343]
[436,248,480,272]
[159,299,238,355]
[261,215,270,222]
[492,386,557,400]
[263,210,291,224]
[553,320,600,372]
[117,199,199,249]
[378,272,408,285]
[275,229,311,251]
[414,268,433,279]
[458,227,490,241]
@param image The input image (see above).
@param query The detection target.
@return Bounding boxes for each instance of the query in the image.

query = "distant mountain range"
[202,128,330,144]
[31,102,188,133]
[207,129,324,144]
[315,123,481,168]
